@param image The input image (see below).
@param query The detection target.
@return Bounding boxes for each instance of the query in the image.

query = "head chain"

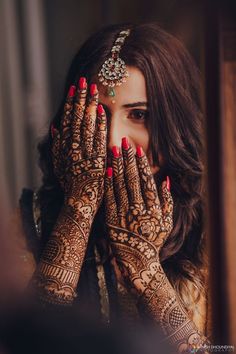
[98,29,131,100]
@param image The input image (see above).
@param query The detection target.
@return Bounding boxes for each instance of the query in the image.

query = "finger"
[111,146,129,224]
[135,146,161,213]
[51,127,64,186]
[82,83,98,157]
[93,104,107,157]
[121,140,145,209]
[104,168,118,225]
[60,85,76,157]
[160,177,174,235]
[71,77,87,161]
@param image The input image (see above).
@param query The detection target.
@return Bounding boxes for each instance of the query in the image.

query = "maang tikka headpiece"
[98,29,131,103]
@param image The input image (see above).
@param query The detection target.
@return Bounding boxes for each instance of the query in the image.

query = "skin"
[99,67,209,352]
[30,69,209,352]
[104,143,209,353]
[96,66,161,174]
[30,82,107,304]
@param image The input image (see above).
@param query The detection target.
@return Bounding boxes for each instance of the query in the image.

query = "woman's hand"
[104,140,210,353]
[31,80,107,305]
[104,139,173,294]
[52,80,107,230]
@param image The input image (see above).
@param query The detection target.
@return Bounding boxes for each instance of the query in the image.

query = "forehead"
[95,66,147,105]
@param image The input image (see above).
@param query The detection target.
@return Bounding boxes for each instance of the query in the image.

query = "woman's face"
[97,66,160,174]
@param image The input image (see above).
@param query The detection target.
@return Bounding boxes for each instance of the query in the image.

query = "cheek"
[128,126,149,152]
[125,125,162,173]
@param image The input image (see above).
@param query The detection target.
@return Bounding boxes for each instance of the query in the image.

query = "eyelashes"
[128,109,149,122]
[103,107,149,123]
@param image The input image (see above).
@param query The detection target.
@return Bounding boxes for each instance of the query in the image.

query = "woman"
[17,23,210,352]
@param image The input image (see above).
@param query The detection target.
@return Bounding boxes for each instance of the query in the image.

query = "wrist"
[129,258,164,296]
[63,197,96,224]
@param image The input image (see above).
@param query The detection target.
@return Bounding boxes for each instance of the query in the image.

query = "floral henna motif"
[32,82,107,304]
[108,226,163,292]
[104,144,209,353]
[32,211,88,304]
[105,145,173,291]
[139,275,210,353]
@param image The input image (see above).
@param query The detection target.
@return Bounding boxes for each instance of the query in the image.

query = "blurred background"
[0,0,235,348]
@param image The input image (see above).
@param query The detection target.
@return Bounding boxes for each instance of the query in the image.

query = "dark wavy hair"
[37,22,207,305]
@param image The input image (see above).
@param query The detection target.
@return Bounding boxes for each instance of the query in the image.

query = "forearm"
[136,263,209,353]
[30,204,92,305]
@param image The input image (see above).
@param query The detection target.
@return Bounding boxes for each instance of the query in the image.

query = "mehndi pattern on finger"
[105,146,209,353]
[123,146,145,207]
[34,80,107,305]
[82,84,99,157]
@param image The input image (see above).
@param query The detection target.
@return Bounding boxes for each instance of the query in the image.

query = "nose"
[107,114,128,152]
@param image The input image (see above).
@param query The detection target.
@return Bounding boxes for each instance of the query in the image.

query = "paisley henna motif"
[104,144,209,353]
[31,82,107,304]
[105,146,172,290]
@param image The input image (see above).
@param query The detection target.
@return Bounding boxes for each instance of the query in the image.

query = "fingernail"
[68,85,76,97]
[98,104,105,115]
[136,146,144,157]
[106,167,113,178]
[90,83,97,96]
[122,137,129,150]
[51,124,56,138]
[166,176,171,191]
[112,146,120,158]
[79,77,87,90]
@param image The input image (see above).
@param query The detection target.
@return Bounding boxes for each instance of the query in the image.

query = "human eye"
[128,109,149,122]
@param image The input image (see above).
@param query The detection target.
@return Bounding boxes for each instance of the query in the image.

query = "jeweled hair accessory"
[98,29,131,103]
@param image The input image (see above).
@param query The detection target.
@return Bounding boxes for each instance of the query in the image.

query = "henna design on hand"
[104,144,210,353]
[53,83,106,211]
[31,82,107,304]
[105,145,173,291]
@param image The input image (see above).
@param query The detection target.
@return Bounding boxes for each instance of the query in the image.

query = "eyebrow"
[100,101,148,110]
[122,102,148,108]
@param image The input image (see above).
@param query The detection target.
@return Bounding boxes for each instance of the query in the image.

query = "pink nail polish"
[107,167,113,177]
[68,85,76,97]
[112,146,120,158]
[166,176,171,191]
[90,83,97,96]
[122,137,129,150]
[79,77,87,90]
[97,104,105,115]
[136,146,144,157]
